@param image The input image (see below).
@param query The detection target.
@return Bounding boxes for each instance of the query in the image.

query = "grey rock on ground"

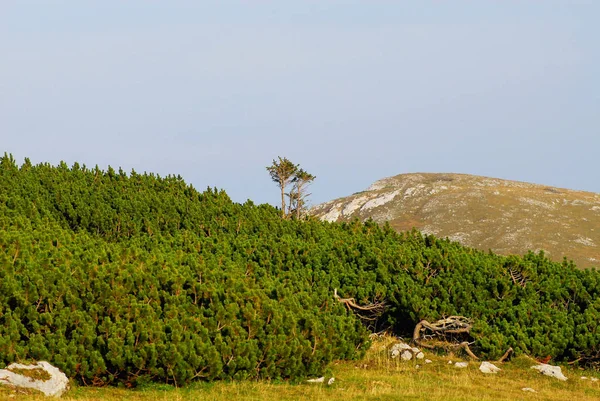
[479,361,501,374]
[530,363,568,381]
[390,342,424,362]
[0,361,69,397]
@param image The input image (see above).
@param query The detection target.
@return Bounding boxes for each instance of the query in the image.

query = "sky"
[1,1,599,206]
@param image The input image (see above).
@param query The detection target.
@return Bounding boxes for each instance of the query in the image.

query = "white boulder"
[307,377,325,383]
[479,361,501,374]
[530,364,568,381]
[0,361,69,397]
[401,350,413,361]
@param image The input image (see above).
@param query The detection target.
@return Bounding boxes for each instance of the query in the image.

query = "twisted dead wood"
[413,316,511,362]
[333,289,386,321]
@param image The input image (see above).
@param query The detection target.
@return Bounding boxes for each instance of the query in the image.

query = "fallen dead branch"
[413,316,512,362]
[496,347,514,363]
[333,289,386,323]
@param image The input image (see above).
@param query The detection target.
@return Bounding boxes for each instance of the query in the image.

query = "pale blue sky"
[1,1,598,205]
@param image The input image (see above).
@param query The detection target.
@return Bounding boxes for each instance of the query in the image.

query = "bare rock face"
[0,361,69,397]
[530,363,568,381]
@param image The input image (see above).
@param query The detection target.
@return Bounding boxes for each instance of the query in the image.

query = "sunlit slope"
[312,173,600,268]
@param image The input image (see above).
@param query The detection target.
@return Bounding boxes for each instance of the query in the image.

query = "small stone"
[591,377,599,382]
[448,360,453,364]
[581,376,588,380]
[411,347,420,354]
[307,377,325,383]
[415,364,421,369]
[416,352,425,359]
[454,362,469,368]
[522,388,537,393]
[401,350,413,361]
[425,359,432,364]
[327,377,335,385]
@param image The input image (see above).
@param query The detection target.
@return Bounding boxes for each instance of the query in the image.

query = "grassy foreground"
[3,338,600,401]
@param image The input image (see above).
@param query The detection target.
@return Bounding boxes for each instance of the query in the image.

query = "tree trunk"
[296,182,303,220]
[280,179,286,218]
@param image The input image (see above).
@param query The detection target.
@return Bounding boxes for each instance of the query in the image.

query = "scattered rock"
[390,342,424,362]
[448,360,453,364]
[307,377,325,383]
[479,361,501,374]
[327,377,335,385]
[0,361,69,397]
[581,376,588,380]
[454,362,469,368]
[530,364,568,381]
[591,377,599,382]
[390,342,412,357]
[425,359,432,364]
[522,387,537,393]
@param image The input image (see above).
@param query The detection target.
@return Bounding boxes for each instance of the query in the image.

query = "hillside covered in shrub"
[1,154,599,386]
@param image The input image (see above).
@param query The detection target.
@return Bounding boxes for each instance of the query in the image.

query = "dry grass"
[4,337,600,401]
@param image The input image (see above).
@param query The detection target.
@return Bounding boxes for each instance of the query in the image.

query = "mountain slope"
[312,173,600,268]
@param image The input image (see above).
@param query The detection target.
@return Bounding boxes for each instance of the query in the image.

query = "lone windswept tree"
[289,169,316,219]
[266,157,298,218]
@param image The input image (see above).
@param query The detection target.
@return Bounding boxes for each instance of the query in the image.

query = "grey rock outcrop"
[0,361,69,397]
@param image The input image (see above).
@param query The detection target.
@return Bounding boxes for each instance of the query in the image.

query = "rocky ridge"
[311,173,600,268]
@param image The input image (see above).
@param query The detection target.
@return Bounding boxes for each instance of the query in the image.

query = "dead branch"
[413,316,473,343]
[334,288,386,313]
[496,347,514,363]
[454,341,479,360]
[333,289,387,328]
[508,268,527,288]
[413,317,513,362]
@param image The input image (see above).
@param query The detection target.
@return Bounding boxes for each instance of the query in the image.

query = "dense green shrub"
[1,153,599,385]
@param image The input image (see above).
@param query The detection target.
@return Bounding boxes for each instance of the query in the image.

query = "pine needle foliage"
[1,154,600,387]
